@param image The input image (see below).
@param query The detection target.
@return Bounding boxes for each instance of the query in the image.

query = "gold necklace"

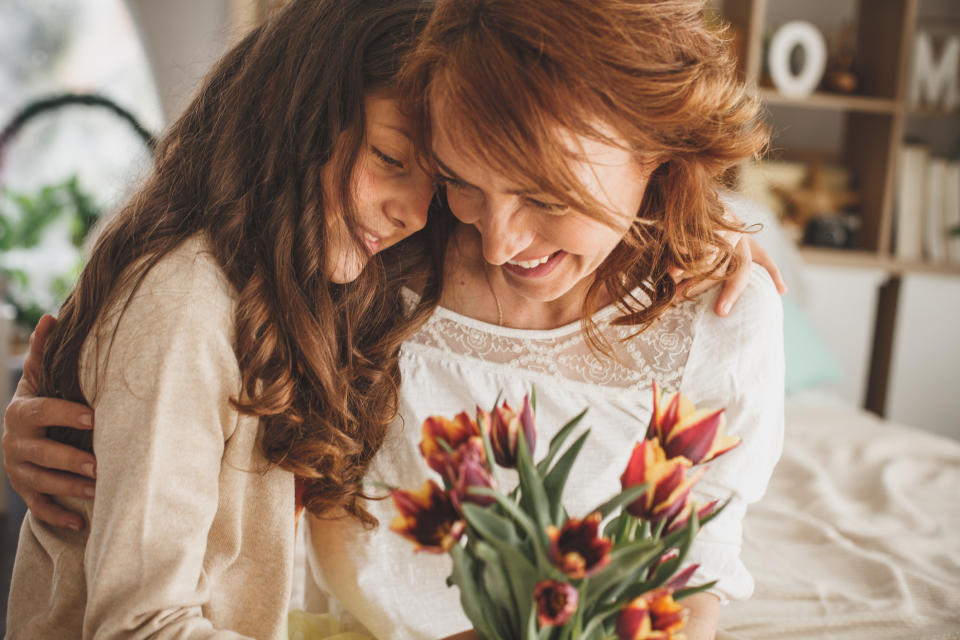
[484,264,504,327]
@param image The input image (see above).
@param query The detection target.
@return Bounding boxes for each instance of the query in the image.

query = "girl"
[5,1,439,637]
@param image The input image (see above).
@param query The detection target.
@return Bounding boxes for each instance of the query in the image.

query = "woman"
[302,1,783,639]
[4,1,440,637]
[5,0,784,638]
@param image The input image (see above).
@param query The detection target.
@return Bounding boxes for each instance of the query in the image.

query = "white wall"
[803,264,888,406]
[124,0,236,125]
[887,273,960,439]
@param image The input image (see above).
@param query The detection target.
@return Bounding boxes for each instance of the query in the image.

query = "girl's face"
[431,100,657,305]
[324,94,434,284]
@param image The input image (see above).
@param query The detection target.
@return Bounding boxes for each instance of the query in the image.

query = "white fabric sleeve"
[677,265,786,602]
[78,251,253,639]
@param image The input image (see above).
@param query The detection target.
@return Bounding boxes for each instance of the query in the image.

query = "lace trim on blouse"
[400,288,701,392]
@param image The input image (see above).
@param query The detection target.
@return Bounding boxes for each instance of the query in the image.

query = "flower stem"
[653,519,666,540]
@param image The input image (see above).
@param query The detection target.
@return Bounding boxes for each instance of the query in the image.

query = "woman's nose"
[477,198,533,265]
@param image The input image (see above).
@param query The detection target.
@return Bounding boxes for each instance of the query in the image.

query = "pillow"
[721,191,843,394]
[781,292,844,394]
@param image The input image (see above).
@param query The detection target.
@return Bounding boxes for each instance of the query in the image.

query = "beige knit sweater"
[7,236,296,639]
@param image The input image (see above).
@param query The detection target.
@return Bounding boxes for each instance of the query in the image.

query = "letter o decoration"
[768,21,828,99]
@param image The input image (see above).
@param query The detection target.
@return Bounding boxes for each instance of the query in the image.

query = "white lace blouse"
[302,266,785,640]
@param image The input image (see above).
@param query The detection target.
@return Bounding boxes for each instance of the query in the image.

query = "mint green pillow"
[782,294,844,394]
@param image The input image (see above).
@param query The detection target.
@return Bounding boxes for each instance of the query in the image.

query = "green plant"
[0,175,99,331]
[0,92,155,335]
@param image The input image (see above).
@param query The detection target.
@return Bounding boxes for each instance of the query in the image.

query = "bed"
[719,393,960,639]
[716,196,960,639]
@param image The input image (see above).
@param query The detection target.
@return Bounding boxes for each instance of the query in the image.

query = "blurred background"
[0,0,958,631]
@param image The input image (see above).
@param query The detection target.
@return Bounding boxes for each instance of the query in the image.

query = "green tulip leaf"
[674,579,719,600]
[525,602,540,640]
[449,543,497,640]
[582,539,662,604]
[473,541,519,634]
[543,429,590,522]
[593,483,649,520]
[580,602,623,640]
[470,487,552,570]
[536,408,588,475]
[478,409,498,473]
[516,426,554,532]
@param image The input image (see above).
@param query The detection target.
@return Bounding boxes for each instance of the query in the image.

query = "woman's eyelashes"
[434,174,567,214]
[525,197,568,213]
[433,173,466,190]
[371,146,405,169]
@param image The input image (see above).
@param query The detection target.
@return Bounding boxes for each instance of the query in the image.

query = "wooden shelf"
[760,89,901,114]
[800,247,960,275]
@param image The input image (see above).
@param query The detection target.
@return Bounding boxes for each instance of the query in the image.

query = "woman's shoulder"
[680,265,784,389]
[695,265,783,338]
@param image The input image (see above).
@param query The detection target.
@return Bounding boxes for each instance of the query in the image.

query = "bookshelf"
[718,0,960,418]
[719,0,960,275]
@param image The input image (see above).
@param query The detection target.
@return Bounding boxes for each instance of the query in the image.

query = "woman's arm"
[672,265,786,632]
[683,592,721,640]
[2,315,96,530]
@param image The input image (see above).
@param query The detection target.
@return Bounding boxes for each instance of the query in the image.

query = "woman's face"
[431,100,657,304]
[324,94,434,284]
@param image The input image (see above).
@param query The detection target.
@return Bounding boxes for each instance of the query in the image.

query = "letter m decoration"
[909,30,960,112]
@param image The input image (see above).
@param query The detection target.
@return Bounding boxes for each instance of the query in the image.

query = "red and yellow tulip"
[620,439,705,523]
[390,480,465,554]
[546,512,613,579]
[533,580,579,627]
[665,499,720,536]
[479,395,537,468]
[615,587,687,640]
[420,412,483,483]
[646,384,739,465]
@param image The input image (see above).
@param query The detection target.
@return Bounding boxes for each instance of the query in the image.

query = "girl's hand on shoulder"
[2,315,97,531]
[672,231,788,317]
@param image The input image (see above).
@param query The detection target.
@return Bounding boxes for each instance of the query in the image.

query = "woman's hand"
[672,233,788,316]
[2,315,97,530]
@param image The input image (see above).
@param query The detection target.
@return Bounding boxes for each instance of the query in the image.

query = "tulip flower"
[390,480,465,553]
[615,588,686,640]
[451,438,497,509]
[546,512,613,579]
[620,439,705,522]
[665,499,720,536]
[420,412,483,482]
[533,580,579,627]
[646,383,739,465]
[479,395,537,468]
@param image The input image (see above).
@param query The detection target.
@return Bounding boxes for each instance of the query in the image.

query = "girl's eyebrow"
[381,124,413,140]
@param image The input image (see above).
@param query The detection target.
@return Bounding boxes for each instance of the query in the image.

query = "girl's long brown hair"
[39,0,444,526]
[402,0,768,352]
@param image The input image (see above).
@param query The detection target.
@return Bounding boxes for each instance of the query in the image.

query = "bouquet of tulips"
[390,384,741,640]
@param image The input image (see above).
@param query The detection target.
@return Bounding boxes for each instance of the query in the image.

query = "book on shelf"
[924,158,948,263]
[945,160,960,266]
[895,144,960,266]
[895,144,928,262]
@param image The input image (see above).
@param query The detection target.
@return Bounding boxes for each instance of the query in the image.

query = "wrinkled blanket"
[719,400,960,639]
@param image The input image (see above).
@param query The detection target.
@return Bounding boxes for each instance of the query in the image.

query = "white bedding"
[719,397,960,639]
